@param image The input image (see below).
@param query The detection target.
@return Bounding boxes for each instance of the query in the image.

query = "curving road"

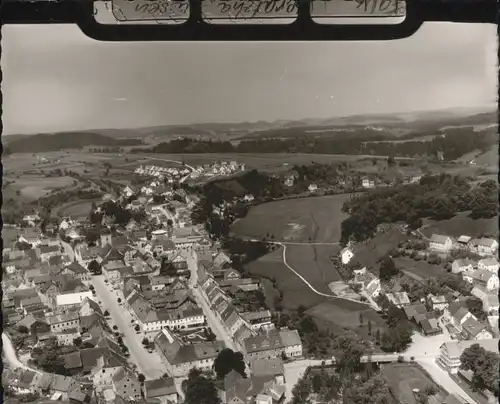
[251,240,377,309]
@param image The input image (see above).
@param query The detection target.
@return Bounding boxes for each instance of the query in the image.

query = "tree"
[73,337,82,346]
[379,255,399,281]
[343,374,392,404]
[213,348,246,379]
[184,368,221,404]
[142,338,149,345]
[88,259,102,275]
[460,344,500,394]
[359,313,364,325]
[17,325,29,334]
[104,310,110,317]
[138,373,145,383]
[367,320,372,335]
[290,375,312,404]
[134,324,140,332]
[117,298,122,304]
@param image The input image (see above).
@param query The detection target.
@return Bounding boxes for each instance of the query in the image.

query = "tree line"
[133,126,496,160]
[340,175,497,243]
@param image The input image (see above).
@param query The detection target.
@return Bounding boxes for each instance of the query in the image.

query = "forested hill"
[3,132,143,154]
[137,125,496,161]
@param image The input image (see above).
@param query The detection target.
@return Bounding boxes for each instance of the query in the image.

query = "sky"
[2,22,497,135]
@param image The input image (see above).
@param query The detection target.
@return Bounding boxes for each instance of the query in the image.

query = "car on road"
[148,348,154,353]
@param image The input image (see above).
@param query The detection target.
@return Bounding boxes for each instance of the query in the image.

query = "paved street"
[185,251,238,352]
[91,275,167,380]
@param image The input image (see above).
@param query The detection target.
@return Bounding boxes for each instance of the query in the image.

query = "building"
[477,258,499,273]
[111,367,142,400]
[461,316,493,340]
[429,234,453,253]
[249,358,285,385]
[144,377,179,404]
[468,238,499,256]
[436,338,499,373]
[155,328,225,377]
[64,262,90,281]
[451,259,475,274]
[427,294,449,311]
[243,328,302,361]
[308,184,318,192]
[339,247,354,265]
[444,302,475,333]
[362,177,376,189]
[241,311,273,331]
[386,292,411,308]
[482,294,499,315]
[55,328,81,346]
[56,291,93,308]
[46,312,80,333]
[462,270,499,291]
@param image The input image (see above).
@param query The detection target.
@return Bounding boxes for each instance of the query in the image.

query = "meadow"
[421,212,498,239]
[231,193,352,243]
[3,175,76,201]
[382,363,447,404]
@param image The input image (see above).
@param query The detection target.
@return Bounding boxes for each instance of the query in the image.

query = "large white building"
[436,338,499,373]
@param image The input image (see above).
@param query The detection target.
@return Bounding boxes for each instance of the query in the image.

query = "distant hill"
[3,132,143,154]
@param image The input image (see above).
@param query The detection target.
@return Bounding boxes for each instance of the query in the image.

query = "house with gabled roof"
[144,377,179,404]
[64,262,90,281]
[429,234,453,253]
[444,302,475,333]
[460,316,493,341]
[468,238,499,256]
[155,328,225,377]
[386,292,411,308]
[462,270,499,291]
[451,259,475,274]
[477,257,499,273]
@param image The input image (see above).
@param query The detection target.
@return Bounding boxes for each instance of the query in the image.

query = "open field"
[232,194,352,243]
[286,244,343,294]
[421,212,498,239]
[3,175,76,201]
[306,300,387,338]
[395,256,447,280]
[353,227,407,271]
[137,153,376,173]
[383,363,448,404]
[245,249,329,310]
[55,199,100,219]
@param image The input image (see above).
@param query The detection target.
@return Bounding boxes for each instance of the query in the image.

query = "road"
[58,237,75,262]
[91,275,167,380]
[185,251,238,352]
[2,333,42,374]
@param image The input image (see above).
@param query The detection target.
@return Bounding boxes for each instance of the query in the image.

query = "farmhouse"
[427,294,449,311]
[308,183,318,192]
[451,259,475,274]
[429,234,453,253]
[468,238,499,256]
[362,177,376,189]
[460,317,493,341]
[477,258,499,273]
[462,270,499,291]
[436,338,499,373]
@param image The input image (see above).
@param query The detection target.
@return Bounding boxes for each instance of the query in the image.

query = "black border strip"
[0,0,497,41]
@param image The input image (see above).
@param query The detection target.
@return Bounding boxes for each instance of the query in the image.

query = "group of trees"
[137,125,496,161]
[213,348,246,379]
[460,344,500,395]
[376,295,414,353]
[183,368,220,404]
[341,175,498,243]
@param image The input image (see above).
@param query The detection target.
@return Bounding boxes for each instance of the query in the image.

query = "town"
[2,151,499,404]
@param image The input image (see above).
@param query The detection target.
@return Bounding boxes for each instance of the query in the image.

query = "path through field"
[274,242,377,309]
